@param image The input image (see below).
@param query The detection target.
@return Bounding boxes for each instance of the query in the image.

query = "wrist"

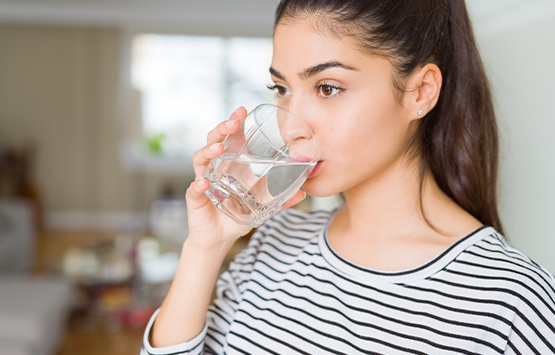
[183,235,235,258]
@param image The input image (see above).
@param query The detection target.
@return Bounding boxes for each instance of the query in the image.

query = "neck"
[337,154,461,241]
[327,154,484,271]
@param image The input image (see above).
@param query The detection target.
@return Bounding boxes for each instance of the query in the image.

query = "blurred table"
[36,228,251,333]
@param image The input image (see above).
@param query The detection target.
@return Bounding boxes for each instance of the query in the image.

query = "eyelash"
[266,82,346,99]
[266,83,283,93]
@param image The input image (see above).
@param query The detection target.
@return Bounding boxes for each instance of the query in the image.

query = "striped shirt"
[142,207,555,354]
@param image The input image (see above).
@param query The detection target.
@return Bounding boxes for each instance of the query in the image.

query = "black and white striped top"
[142,207,555,354]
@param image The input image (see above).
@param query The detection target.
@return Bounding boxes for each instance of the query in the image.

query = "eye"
[321,85,336,96]
[277,86,288,96]
[266,84,290,96]
[315,82,345,98]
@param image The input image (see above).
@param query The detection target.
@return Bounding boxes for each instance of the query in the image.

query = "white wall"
[474,11,555,273]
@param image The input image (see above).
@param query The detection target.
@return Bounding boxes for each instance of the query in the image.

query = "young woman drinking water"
[142,0,555,353]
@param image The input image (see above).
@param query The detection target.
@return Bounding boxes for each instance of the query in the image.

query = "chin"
[302,176,343,198]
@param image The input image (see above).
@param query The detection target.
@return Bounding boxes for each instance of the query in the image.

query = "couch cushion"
[0,276,73,355]
[0,337,34,355]
[0,199,34,272]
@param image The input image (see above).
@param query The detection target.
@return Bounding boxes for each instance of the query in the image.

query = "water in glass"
[205,153,315,227]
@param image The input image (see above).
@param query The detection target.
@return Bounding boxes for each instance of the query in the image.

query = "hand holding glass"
[204,104,320,227]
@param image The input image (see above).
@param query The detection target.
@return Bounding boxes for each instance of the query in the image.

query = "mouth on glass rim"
[308,161,324,178]
[289,155,316,163]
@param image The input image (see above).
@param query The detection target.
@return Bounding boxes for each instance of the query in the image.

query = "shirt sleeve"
[141,226,265,355]
[141,308,208,355]
[504,265,555,354]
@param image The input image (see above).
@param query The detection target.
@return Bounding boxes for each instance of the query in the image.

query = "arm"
[140,107,304,353]
[140,239,234,355]
[141,227,265,355]
[142,108,252,352]
[151,238,235,346]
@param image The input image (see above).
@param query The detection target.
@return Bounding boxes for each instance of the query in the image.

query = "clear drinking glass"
[204,104,320,227]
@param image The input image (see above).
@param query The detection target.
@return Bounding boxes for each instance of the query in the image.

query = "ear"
[403,63,442,121]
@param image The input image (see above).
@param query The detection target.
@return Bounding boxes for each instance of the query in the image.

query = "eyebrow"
[269,61,358,81]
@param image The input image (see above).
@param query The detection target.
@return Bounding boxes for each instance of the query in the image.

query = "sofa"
[0,199,73,355]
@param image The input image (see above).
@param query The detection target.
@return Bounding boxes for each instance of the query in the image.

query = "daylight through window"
[131,34,274,159]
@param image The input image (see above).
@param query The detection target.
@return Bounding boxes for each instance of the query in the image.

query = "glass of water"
[204,104,320,227]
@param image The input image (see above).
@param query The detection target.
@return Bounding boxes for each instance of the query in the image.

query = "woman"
[142,0,555,354]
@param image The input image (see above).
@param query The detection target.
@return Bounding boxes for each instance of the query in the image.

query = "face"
[271,19,416,197]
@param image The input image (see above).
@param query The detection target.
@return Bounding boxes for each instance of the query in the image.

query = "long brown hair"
[275,0,504,234]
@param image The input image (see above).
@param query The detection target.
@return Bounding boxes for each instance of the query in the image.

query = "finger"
[206,107,247,145]
[185,178,211,210]
[281,190,307,211]
[192,142,224,180]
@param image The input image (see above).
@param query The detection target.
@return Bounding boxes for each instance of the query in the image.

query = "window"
[125,34,274,172]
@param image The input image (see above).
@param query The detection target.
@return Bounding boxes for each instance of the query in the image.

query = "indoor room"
[0,0,554,354]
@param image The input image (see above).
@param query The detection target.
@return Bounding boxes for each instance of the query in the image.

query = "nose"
[276,108,311,144]
[278,94,316,140]
[276,105,319,162]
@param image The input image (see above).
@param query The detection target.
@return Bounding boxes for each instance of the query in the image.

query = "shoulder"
[258,208,333,241]
[460,231,555,351]
[240,208,333,259]
[233,208,333,262]
[459,230,555,309]
[227,208,334,289]
[265,207,334,230]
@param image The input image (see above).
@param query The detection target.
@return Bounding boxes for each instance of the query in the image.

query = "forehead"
[272,20,369,71]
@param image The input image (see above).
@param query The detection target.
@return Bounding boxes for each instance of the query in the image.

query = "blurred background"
[0,0,553,354]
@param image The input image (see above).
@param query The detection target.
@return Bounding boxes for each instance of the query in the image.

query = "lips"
[308,161,323,178]
[289,155,313,163]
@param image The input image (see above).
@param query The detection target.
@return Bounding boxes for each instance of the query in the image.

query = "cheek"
[319,121,374,166]
[336,108,379,150]
[310,90,407,161]
[330,106,408,166]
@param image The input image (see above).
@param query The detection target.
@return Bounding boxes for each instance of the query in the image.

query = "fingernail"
[197,179,205,187]
[226,120,237,126]
[210,143,221,151]
[301,191,307,201]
